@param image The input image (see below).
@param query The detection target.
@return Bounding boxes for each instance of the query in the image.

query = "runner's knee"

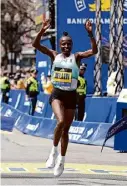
[62,125,70,134]
[56,119,64,130]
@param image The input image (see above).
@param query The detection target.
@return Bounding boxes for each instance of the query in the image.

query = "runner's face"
[60,37,72,56]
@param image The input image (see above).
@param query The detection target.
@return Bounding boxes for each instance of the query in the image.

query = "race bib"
[53,67,72,88]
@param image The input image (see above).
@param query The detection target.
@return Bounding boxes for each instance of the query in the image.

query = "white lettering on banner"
[4,109,13,117]
[86,128,94,138]
[51,113,55,119]
[26,123,39,131]
[8,98,12,102]
[14,93,21,109]
[67,18,127,24]
[74,0,86,12]
[79,138,89,142]
[14,116,21,126]
[35,107,42,113]
[35,101,44,113]
[24,101,30,106]
[83,112,87,121]
[38,61,47,68]
[37,101,44,107]
[124,18,127,24]
[69,134,81,141]
[112,115,116,124]
[69,126,85,134]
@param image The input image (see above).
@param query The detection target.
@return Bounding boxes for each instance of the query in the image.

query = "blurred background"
[1,0,127,154]
[1,0,127,95]
[1,0,55,72]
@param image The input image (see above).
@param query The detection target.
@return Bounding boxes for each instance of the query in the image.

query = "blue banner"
[2,90,118,123]
[1,102,113,147]
[85,97,117,123]
[34,92,49,117]
[16,90,30,114]
[8,90,22,108]
[101,117,127,152]
[57,0,127,93]
[1,116,15,132]
[15,114,31,132]
[35,118,56,138]
[1,103,23,123]
[23,116,43,135]
[69,121,113,147]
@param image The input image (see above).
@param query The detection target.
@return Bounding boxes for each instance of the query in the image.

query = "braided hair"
[60,31,73,43]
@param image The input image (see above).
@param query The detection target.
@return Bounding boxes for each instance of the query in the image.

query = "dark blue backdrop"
[57,0,127,93]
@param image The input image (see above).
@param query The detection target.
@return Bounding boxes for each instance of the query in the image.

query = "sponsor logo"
[67,18,127,25]
[4,109,13,117]
[24,101,30,106]
[38,61,47,68]
[26,123,40,131]
[69,134,81,141]
[89,0,110,12]
[86,128,94,138]
[8,98,12,103]
[69,126,85,134]
[74,0,86,12]
[74,0,127,12]
[35,101,44,114]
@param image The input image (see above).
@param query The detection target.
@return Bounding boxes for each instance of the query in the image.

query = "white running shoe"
[46,152,58,168]
[54,160,64,177]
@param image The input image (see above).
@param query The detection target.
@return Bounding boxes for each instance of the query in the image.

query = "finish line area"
[1,163,127,186]
[1,162,127,177]
[1,129,127,185]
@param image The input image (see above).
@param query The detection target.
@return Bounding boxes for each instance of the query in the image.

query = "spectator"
[15,73,25,89]
[9,73,17,89]
[25,68,39,115]
[0,70,10,103]
[107,71,117,96]
[24,69,30,88]
[75,63,87,121]
[42,75,53,94]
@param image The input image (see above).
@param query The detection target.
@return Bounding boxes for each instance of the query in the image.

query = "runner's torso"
[51,53,79,91]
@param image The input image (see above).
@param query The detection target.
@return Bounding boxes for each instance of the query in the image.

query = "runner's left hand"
[85,20,92,33]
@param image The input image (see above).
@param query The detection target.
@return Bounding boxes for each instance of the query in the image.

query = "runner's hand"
[42,19,51,31]
[85,20,92,33]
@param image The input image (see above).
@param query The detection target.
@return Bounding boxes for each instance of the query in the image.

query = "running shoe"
[54,159,64,177]
[46,151,58,168]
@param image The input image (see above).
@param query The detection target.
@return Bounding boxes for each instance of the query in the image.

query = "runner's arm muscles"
[75,20,98,64]
[32,23,57,62]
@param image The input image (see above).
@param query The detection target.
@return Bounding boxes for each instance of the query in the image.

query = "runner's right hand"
[42,19,51,31]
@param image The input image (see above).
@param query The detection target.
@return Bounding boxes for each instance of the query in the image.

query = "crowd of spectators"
[0,68,53,116]
[1,68,53,93]
[5,69,30,90]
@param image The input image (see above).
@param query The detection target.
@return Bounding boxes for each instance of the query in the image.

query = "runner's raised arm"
[32,19,57,61]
